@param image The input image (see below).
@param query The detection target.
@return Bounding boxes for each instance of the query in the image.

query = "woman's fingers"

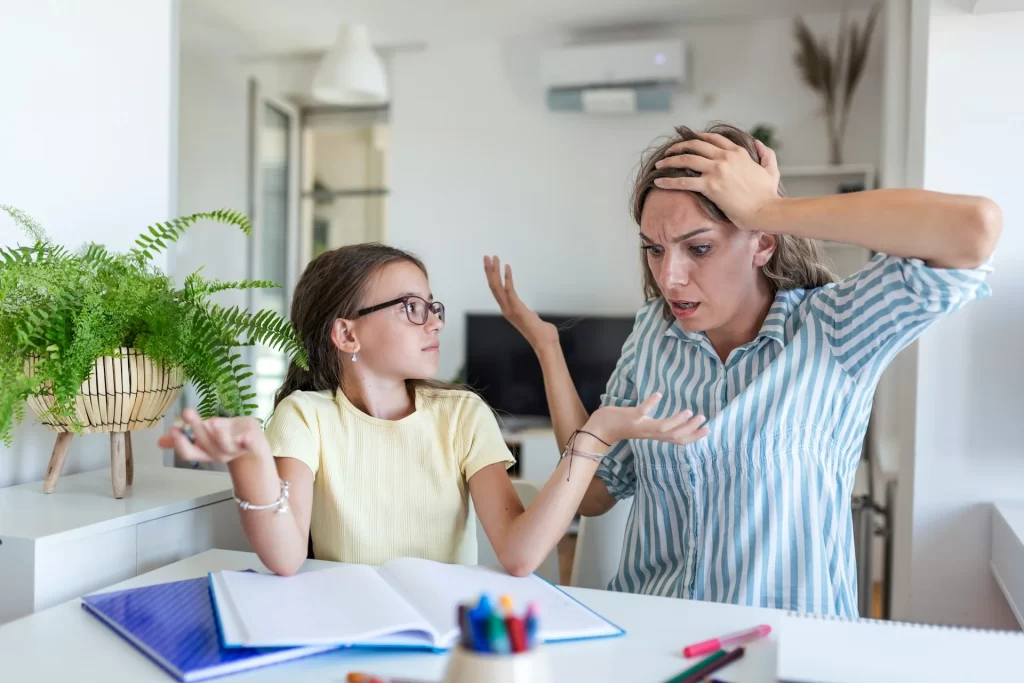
[755,140,780,182]
[483,256,510,307]
[653,176,705,192]
[654,153,715,174]
[503,265,524,306]
[698,131,742,152]
[660,138,726,161]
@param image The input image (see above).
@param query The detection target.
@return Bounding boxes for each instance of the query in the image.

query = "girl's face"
[640,189,775,334]
[347,261,444,382]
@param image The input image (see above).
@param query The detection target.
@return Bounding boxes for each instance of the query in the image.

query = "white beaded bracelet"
[233,479,290,515]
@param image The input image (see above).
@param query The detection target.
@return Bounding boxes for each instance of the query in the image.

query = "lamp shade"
[312,23,389,105]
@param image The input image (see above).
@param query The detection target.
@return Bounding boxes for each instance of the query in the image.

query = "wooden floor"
[558,533,885,619]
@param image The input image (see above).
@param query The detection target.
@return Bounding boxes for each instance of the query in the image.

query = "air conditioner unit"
[541,38,686,114]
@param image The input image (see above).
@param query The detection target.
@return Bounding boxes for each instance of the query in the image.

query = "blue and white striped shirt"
[596,253,992,617]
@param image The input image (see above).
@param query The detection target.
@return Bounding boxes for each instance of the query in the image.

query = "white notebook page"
[216,565,437,647]
[777,612,1024,683]
[379,557,621,645]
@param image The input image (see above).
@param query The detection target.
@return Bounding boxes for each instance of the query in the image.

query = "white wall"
[905,6,1024,630]
[176,49,252,307]
[0,0,177,489]
[389,11,885,380]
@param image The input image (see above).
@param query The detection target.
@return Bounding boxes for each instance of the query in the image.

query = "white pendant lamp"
[312,23,389,105]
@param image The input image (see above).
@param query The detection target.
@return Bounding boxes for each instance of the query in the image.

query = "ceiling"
[182,0,879,57]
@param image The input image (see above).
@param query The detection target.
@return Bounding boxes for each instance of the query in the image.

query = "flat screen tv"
[464,313,635,421]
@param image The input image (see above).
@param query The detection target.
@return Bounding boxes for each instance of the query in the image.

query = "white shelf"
[991,502,1024,629]
[0,466,250,624]
[0,466,234,543]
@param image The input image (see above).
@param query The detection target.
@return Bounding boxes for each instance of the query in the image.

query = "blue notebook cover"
[81,576,335,682]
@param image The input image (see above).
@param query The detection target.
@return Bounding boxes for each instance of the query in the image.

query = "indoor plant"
[0,206,308,497]
[793,1,881,165]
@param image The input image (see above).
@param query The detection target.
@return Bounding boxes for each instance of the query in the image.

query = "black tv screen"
[464,313,635,420]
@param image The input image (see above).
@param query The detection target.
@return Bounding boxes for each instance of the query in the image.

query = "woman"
[484,122,1000,617]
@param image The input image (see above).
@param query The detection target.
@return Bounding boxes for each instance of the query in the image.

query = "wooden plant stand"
[44,431,135,498]
[25,347,184,499]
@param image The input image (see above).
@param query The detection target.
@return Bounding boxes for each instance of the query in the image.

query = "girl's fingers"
[166,427,215,463]
[206,418,240,454]
[635,392,663,417]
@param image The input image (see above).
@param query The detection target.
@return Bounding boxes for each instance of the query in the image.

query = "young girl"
[160,243,707,577]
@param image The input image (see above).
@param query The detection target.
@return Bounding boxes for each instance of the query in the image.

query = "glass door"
[248,80,300,423]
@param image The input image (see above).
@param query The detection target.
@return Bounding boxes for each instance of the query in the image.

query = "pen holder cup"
[441,645,553,683]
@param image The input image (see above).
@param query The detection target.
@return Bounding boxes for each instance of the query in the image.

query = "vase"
[24,347,185,498]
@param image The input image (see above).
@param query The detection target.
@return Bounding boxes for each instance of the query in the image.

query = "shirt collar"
[663,288,799,350]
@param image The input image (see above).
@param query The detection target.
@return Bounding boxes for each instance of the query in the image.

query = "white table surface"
[0,548,782,682]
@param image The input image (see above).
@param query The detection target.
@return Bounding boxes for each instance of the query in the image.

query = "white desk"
[0,549,781,682]
[991,501,1024,628]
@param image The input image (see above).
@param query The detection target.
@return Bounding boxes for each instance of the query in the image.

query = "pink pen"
[682,624,771,658]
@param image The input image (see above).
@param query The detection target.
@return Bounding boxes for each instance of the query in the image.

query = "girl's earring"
[351,353,357,362]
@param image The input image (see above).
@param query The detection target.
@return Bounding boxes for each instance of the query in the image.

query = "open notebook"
[209,557,624,651]
[777,610,1024,682]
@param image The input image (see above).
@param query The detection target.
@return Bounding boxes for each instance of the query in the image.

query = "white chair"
[569,497,633,590]
[473,479,560,585]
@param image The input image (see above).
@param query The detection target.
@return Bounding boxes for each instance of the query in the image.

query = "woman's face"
[640,189,774,334]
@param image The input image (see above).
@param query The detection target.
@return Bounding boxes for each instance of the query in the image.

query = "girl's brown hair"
[630,122,837,318]
[273,243,463,410]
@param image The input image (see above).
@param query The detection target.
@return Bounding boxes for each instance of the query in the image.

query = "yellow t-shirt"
[263,385,515,566]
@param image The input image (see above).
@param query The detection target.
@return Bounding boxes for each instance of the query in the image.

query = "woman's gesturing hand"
[587,393,710,447]
[483,255,559,349]
[652,133,781,231]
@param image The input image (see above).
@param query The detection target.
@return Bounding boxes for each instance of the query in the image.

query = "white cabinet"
[0,466,251,624]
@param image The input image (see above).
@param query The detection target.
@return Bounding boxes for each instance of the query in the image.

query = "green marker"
[661,649,727,683]
[486,612,510,654]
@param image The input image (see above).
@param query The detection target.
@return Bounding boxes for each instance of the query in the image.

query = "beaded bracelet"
[233,479,291,515]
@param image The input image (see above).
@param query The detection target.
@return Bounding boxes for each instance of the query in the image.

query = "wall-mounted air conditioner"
[541,38,686,114]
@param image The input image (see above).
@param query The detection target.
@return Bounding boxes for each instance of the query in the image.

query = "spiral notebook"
[777,610,1024,683]
[81,575,334,682]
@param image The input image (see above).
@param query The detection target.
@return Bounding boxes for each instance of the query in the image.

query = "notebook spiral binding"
[784,610,1024,637]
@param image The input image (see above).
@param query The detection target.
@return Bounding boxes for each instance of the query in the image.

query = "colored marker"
[524,602,540,649]
[662,647,746,683]
[486,611,511,653]
[682,624,771,658]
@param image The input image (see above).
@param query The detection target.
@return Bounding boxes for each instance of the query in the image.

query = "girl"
[483,123,1000,616]
[160,243,709,577]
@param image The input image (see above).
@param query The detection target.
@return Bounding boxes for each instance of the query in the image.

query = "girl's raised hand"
[158,409,268,465]
[587,393,710,447]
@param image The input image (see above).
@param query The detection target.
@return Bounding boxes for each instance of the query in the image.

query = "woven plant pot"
[24,348,185,498]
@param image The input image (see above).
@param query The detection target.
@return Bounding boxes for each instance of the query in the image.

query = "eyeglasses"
[356,295,445,326]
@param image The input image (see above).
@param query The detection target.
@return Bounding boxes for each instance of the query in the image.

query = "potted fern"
[0,206,308,498]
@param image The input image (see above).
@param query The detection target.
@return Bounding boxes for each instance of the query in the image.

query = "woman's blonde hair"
[630,122,837,318]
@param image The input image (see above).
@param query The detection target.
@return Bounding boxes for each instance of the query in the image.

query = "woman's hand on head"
[483,255,559,349]
[652,133,781,231]
[586,393,710,447]
[158,409,269,465]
